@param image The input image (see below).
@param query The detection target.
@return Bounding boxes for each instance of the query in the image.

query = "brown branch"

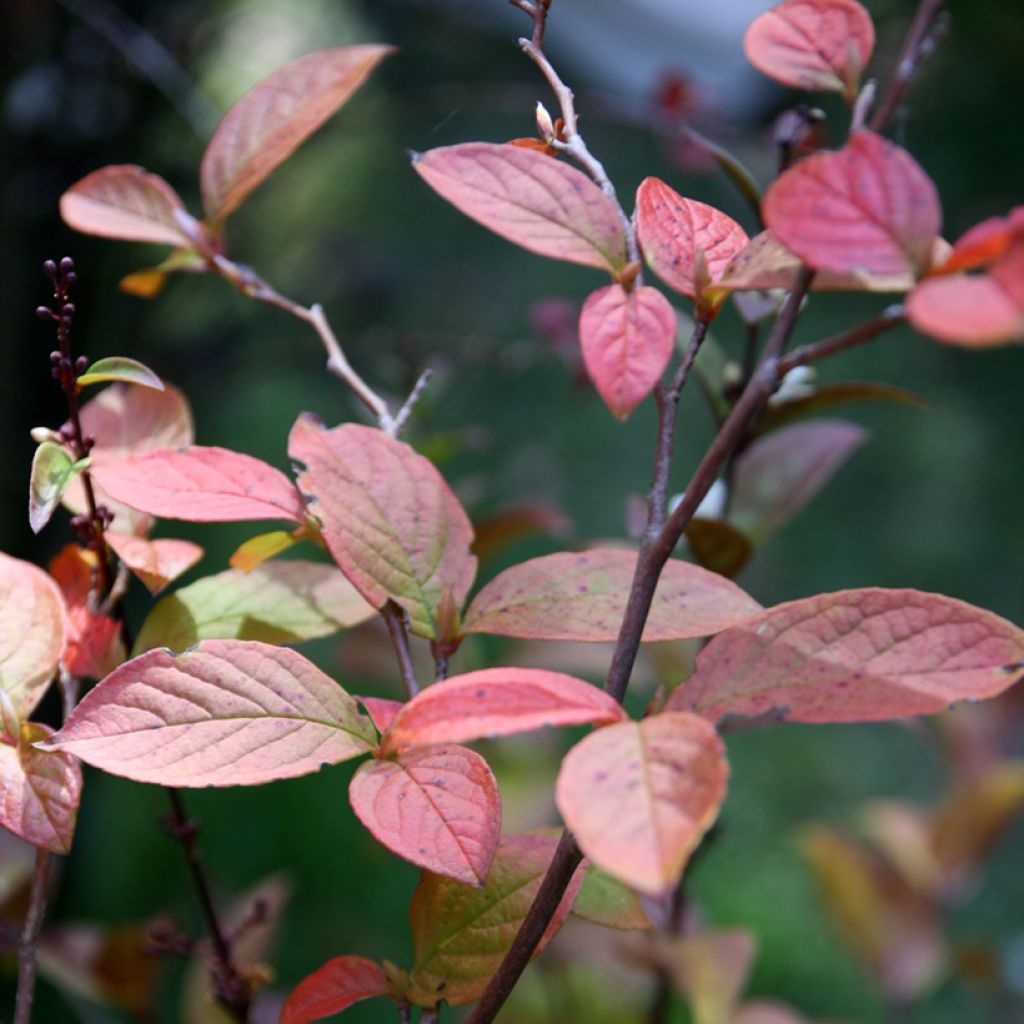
[381,601,421,699]
[777,304,905,376]
[13,851,53,1024]
[869,0,948,133]
[162,789,250,1022]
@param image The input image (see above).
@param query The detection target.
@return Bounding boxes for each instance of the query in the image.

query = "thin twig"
[393,369,433,436]
[869,0,948,133]
[777,304,904,375]
[381,601,421,699]
[163,789,250,1022]
[14,851,53,1024]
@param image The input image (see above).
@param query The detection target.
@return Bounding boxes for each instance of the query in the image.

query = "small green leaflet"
[76,357,164,391]
[29,442,90,534]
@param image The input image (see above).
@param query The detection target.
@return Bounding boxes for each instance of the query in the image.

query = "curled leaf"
[29,442,88,534]
[76,357,163,391]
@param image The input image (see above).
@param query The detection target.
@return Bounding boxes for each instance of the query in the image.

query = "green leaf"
[134,560,375,654]
[76,357,164,391]
[753,381,925,436]
[572,864,653,931]
[29,442,89,534]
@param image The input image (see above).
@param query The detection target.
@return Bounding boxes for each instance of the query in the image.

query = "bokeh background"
[1,0,1023,1021]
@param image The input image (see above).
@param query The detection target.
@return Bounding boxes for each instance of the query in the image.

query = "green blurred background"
[1,0,1023,1021]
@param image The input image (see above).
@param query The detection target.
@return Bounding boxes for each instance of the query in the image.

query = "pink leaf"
[0,553,66,721]
[289,416,476,640]
[462,548,762,643]
[282,956,389,1024]
[762,131,941,277]
[907,235,1024,347]
[728,420,867,542]
[670,589,1024,724]
[0,723,82,854]
[349,744,500,884]
[357,696,404,735]
[556,712,728,895]
[41,640,377,786]
[67,383,194,535]
[408,834,584,1007]
[201,46,393,223]
[92,446,306,524]
[412,142,627,271]
[635,178,749,315]
[578,285,676,419]
[105,533,203,595]
[744,0,875,100]
[381,667,628,754]
[60,165,201,247]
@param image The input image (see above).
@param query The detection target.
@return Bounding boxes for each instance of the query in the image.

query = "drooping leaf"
[728,419,867,542]
[29,442,88,534]
[684,518,753,579]
[407,834,584,1007]
[76,357,164,391]
[60,165,202,246]
[556,712,728,895]
[41,640,377,786]
[104,533,202,595]
[201,46,393,223]
[229,530,302,572]
[382,667,627,754]
[670,589,1024,724]
[578,284,676,419]
[461,548,761,643]
[133,560,374,654]
[571,864,654,930]
[743,0,875,100]
[67,383,194,534]
[349,744,501,884]
[635,178,749,316]
[49,545,124,679]
[907,235,1024,347]
[282,956,390,1024]
[92,446,305,524]
[119,248,209,299]
[0,722,82,853]
[412,142,627,272]
[762,131,941,277]
[0,553,66,720]
[289,416,477,639]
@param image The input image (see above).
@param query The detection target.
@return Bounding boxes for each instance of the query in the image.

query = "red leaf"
[670,589,1024,725]
[60,165,201,247]
[282,956,389,1024]
[381,667,627,754]
[556,712,727,895]
[462,548,761,642]
[42,640,377,786]
[67,383,194,535]
[92,446,305,524]
[49,545,124,680]
[408,834,584,1007]
[635,178,749,315]
[357,696,404,735]
[743,0,875,100]
[289,416,476,640]
[578,284,676,419]
[940,206,1024,274]
[349,744,500,884]
[105,533,203,595]
[0,553,66,721]
[412,142,627,272]
[0,723,82,853]
[762,131,941,277]
[201,46,393,223]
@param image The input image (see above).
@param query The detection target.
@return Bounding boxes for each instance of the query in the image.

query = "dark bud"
[64,271,76,288]
[62,303,75,318]
[69,514,87,530]
[75,355,88,373]
[49,351,62,365]
[36,306,55,322]
[60,424,76,440]
[82,436,95,453]
[43,259,58,280]
[59,257,75,275]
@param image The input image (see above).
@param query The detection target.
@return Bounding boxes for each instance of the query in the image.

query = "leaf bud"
[535,101,556,142]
